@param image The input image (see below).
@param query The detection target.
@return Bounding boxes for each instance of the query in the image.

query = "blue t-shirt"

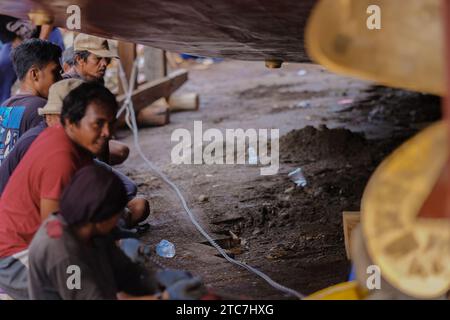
[0,94,45,165]
[0,105,25,163]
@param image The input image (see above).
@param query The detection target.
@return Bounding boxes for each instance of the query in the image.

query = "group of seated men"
[0,33,205,300]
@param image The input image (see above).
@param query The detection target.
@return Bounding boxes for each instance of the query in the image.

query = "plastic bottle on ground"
[156,239,176,258]
[288,168,307,187]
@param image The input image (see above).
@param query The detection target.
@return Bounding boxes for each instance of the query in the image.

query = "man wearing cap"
[64,33,118,84]
[28,165,205,300]
[64,33,129,166]
[0,79,150,231]
[0,81,133,299]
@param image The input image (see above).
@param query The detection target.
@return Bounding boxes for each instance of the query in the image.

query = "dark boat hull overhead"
[0,0,316,62]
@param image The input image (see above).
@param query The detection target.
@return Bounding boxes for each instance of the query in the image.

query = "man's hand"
[109,140,129,165]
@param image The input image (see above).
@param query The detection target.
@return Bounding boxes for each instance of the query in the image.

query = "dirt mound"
[208,125,414,294]
[280,125,368,163]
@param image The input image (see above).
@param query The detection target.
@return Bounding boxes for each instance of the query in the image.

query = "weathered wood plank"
[143,46,167,81]
[342,211,360,260]
[0,0,316,62]
[137,98,170,127]
[168,93,199,112]
[116,69,187,127]
[117,41,137,94]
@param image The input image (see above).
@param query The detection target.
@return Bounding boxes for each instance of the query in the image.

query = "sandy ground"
[114,60,441,299]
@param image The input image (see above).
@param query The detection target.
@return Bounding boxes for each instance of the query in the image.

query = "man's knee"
[126,198,150,226]
[109,140,130,165]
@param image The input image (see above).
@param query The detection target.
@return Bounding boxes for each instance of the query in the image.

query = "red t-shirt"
[0,125,92,258]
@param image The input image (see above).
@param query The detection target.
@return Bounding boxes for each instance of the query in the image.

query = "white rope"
[117,61,305,299]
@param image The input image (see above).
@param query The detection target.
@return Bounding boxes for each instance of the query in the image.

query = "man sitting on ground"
[0,39,62,164]
[64,33,116,84]
[0,82,147,299]
[28,165,205,300]
[63,33,129,165]
[0,79,149,230]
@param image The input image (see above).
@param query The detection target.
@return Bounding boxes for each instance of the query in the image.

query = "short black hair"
[61,81,119,125]
[73,50,91,65]
[11,38,62,80]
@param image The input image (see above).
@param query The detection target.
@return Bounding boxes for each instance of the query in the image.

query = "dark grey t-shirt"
[28,214,158,300]
[0,94,45,164]
[1,94,45,135]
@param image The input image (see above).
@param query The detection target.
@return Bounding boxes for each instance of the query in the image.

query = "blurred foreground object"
[306,281,366,300]
[306,0,444,96]
[361,122,450,299]
[306,0,449,299]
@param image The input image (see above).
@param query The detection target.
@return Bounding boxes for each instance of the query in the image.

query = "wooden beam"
[116,69,188,126]
[143,46,167,81]
[118,41,137,95]
[137,98,170,127]
[342,211,360,260]
[168,93,199,112]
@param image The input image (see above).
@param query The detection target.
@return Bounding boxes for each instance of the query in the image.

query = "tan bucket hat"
[361,121,450,299]
[74,33,119,59]
[38,79,85,115]
[306,0,444,96]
